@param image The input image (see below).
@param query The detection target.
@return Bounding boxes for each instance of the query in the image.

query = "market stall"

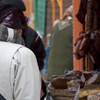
[47,70,100,100]
[47,0,100,99]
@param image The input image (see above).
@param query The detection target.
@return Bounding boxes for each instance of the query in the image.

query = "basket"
[47,83,100,100]
[47,83,76,100]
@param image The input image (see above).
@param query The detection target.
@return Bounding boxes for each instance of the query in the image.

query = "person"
[19,11,47,100]
[42,33,51,76]
[0,2,46,99]
[46,5,73,80]
[0,0,45,72]
[42,19,60,76]
[0,24,41,100]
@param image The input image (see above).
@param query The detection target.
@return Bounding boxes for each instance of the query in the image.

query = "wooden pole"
[73,0,83,71]
[51,0,56,26]
[56,0,63,19]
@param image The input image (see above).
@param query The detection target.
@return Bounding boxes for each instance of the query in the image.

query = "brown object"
[80,82,85,88]
[79,36,91,57]
[74,39,83,59]
[51,77,70,89]
[74,31,91,60]
[65,70,85,88]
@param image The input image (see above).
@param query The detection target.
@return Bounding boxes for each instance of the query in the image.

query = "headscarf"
[0,3,23,29]
[0,0,26,11]
[63,5,73,20]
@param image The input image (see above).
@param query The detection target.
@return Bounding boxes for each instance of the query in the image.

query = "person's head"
[0,24,25,45]
[18,10,28,27]
[14,10,28,37]
[0,3,23,28]
[0,3,26,36]
[62,5,73,20]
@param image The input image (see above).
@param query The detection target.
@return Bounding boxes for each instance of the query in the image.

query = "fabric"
[0,42,41,100]
[76,0,88,24]
[76,0,100,69]
[0,0,26,11]
[88,0,100,30]
[76,0,100,30]
[22,26,46,71]
[0,24,25,45]
[0,94,6,100]
[46,20,73,80]
[42,47,51,75]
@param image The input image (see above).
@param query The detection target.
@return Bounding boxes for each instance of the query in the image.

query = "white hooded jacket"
[0,42,41,100]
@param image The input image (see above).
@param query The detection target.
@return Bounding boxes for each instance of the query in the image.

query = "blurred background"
[23,0,72,47]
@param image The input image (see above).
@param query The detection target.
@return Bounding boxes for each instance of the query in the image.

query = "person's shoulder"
[19,46,36,57]
[0,42,23,49]
[26,26,38,36]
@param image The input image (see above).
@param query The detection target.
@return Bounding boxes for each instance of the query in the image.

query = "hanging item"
[74,0,100,69]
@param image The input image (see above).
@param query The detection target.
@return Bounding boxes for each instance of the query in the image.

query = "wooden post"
[56,0,63,19]
[51,0,56,26]
[73,0,83,71]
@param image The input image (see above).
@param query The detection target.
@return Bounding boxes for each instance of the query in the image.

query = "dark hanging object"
[75,0,100,69]
[76,0,88,24]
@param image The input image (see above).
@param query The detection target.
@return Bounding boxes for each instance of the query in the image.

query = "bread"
[51,77,70,89]
[80,88,100,98]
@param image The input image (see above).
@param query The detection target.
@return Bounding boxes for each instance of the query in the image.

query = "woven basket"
[48,83,100,100]
[53,96,74,100]
[47,83,76,98]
